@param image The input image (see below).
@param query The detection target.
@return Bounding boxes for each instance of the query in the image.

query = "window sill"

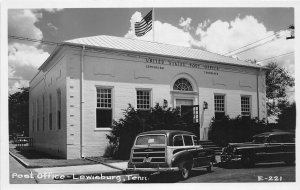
[94,128,112,132]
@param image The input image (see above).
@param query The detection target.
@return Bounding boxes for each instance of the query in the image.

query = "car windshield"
[252,136,267,143]
[135,135,166,146]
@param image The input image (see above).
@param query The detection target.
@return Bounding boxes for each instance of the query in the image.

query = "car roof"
[138,130,195,136]
[253,131,294,137]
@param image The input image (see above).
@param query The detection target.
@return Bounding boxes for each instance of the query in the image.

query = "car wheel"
[206,162,213,172]
[179,162,191,180]
[242,155,254,167]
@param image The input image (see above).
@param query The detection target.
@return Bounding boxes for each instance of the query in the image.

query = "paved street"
[9,154,295,184]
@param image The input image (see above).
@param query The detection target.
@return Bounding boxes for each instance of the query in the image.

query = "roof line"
[62,41,267,70]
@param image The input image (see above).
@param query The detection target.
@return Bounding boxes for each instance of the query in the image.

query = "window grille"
[137,90,151,109]
[241,96,251,117]
[96,88,112,128]
[173,78,193,91]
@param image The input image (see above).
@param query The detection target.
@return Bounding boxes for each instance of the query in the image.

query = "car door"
[189,136,210,167]
[282,134,295,161]
[265,135,285,162]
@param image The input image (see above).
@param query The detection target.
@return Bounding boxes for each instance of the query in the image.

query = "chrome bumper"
[220,153,242,162]
[126,167,180,173]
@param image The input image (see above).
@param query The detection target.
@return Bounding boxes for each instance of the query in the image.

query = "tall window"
[49,94,52,130]
[173,78,193,91]
[214,95,225,120]
[96,88,112,128]
[241,96,251,118]
[137,90,151,110]
[42,95,45,131]
[57,90,61,130]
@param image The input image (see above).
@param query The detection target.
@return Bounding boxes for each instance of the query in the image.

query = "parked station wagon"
[126,130,215,179]
[221,131,295,167]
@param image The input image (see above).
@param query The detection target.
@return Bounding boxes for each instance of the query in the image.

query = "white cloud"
[193,15,294,74]
[43,8,64,13]
[47,22,58,31]
[8,9,43,42]
[179,17,192,31]
[8,43,50,79]
[8,9,50,93]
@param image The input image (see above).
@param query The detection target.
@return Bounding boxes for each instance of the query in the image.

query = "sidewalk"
[30,161,127,181]
[9,145,98,168]
[9,144,128,182]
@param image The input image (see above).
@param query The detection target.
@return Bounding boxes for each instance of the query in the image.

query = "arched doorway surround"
[170,73,199,107]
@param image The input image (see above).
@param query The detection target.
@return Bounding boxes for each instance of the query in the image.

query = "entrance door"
[176,99,194,124]
[176,99,200,137]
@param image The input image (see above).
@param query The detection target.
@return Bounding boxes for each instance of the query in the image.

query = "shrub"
[106,103,194,159]
[103,143,117,158]
[209,116,271,147]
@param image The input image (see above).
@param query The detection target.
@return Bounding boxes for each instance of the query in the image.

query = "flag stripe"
[135,25,152,36]
[135,22,152,31]
[135,19,152,29]
[136,26,152,36]
[136,25,152,33]
[135,22,152,32]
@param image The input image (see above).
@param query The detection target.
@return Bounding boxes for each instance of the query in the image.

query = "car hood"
[227,142,264,148]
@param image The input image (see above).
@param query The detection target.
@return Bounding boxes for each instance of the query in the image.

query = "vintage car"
[126,130,215,179]
[221,131,295,167]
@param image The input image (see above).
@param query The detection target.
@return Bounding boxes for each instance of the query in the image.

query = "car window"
[135,135,166,145]
[281,134,295,143]
[268,135,283,143]
[173,135,184,146]
[193,136,199,145]
[183,135,193,146]
[252,136,267,143]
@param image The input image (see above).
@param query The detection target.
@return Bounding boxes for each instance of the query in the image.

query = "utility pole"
[286,25,295,40]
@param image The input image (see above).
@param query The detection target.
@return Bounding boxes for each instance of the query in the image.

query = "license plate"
[144,157,151,163]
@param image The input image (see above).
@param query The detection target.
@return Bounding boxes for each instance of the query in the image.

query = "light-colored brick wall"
[63,48,266,158]
[29,54,67,158]
[26,46,268,159]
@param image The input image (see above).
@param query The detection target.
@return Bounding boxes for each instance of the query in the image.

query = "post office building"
[29,35,267,159]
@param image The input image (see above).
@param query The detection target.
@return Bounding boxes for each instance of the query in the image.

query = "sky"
[7,7,295,100]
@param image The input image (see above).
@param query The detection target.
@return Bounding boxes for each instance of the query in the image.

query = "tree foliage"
[276,102,296,131]
[265,62,294,116]
[106,103,196,159]
[209,116,271,147]
[9,87,29,136]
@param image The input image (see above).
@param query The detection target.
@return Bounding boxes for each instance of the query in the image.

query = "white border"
[1,1,299,190]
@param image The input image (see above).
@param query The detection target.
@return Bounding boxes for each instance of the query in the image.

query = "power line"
[257,51,294,63]
[8,34,294,65]
[8,35,61,46]
[228,37,282,56]
[223,25,290,56]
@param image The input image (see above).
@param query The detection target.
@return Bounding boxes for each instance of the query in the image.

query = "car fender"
[171,149,193,167]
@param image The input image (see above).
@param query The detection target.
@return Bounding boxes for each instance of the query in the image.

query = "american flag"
[135,10,152,37]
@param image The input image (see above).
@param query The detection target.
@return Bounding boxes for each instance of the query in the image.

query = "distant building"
[29,35,267,159]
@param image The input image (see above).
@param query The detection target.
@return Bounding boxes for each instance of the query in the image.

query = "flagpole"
[152,8,155,41]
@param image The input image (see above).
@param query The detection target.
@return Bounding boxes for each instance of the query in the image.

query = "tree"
[265,62,294,117]
[9,87,29,136]
[276,102,296,131]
